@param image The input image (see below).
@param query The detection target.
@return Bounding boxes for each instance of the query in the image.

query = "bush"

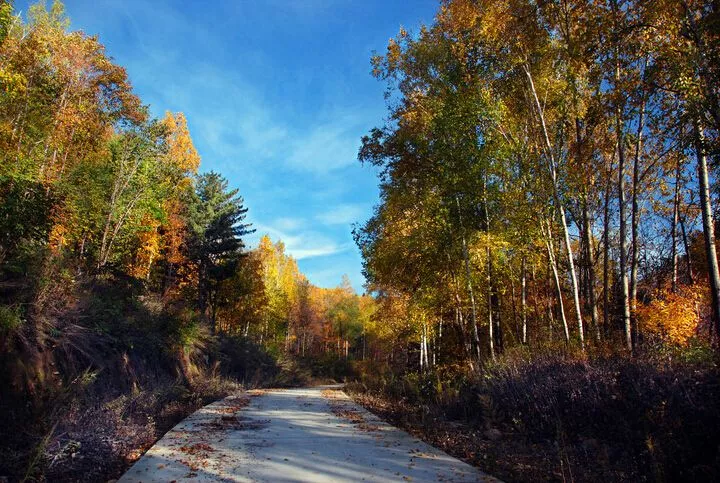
[304,352,356,381]
[0,304,22,336]
[218,335,279,386]
[637,285,705,346]
[351,351,720,481]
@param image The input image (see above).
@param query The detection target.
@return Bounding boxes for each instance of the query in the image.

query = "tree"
[187,172,252,330]
[357,0,720,363]
[216,249,267,336]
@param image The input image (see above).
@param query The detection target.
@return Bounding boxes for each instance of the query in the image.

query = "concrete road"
[119,385,497,482]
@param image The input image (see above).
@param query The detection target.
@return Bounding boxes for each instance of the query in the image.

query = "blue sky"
[19,0,439,291]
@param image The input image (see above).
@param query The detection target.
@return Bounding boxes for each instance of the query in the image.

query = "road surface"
[119,385,497,482]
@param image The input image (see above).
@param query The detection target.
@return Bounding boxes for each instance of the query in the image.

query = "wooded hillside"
[348,1,720,480]
[0,2,369,480]
[2,0,720,481]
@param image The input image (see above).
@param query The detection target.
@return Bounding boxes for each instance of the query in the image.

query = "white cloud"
[273,217,305,231]
[291,245,347,259]
[150,62,366,178]
[87,1,370,178]
[285,120,362,174]
[316,204,365,225]
[249,224,350,260]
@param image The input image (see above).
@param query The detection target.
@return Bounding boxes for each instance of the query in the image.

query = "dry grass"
[348,352,720,482]
[1,377,240,482]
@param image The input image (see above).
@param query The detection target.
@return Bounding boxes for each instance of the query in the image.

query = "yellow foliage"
[386,37,401,66]
[442,0,481,35]
[0,68,27,95]
[129,215,161,279]
[637,286,703,346]
[162,111,200,175]
[48,222,68,252]
[399,94,434,132]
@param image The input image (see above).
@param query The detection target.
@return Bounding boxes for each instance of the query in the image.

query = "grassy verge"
[2,376,240,482]
[347,348,720,482]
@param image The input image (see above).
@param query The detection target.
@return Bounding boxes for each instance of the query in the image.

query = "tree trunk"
[436,319,442,365]
[494,287,503,353]
[521,255,528,344]
[618,136,632,352]
[487,246,495,360]
[525,64,584,348]
[510,277,519,343]
[630,75,647,345]
[680,213,695,284]
[543,218,570,342]
[545,261,555,342]
[449,258,474,360]
[420,329,425,372]
[361,327,366,361]
[480,174,497,360]
[611,6,633,352]
[695,118,720,336]
[672,157,681,292]
[603,160,612,338]
[423,319,430,368]
[582,198,601,341]
[456,194,482,361]
[484,242,496,361]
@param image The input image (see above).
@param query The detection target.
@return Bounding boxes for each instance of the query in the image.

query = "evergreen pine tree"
[187,172,253,330]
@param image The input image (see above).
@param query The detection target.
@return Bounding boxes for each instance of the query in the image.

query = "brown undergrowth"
[347,350,720,482]
[0,268,282,482]
[349,390,565,482]
[35,377,240,482]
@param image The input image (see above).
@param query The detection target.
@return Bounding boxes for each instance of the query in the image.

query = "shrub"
[217,335,279,386]
[305,352,356,381]
[0,304,22,336]
[351,351,720,481]
[637,285,705,346]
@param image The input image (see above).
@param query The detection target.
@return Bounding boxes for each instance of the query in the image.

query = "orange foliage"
[162,111,200,175]
[163,200,188,266]
[48,222,68,253]
[129,214,160,279]
[637,286,704,346]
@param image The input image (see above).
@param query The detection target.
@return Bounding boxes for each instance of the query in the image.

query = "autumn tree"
[358,0,720,367]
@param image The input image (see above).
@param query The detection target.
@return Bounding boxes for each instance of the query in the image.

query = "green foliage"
[0,304,22,336]
[0,1,12,43]
[0,176,54,263]
[177,318,205,352]
[187,171,253,325]
[327,278,363,341]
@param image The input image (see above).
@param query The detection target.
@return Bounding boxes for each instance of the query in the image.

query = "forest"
[350,0,720,480]
[0,1,372,480]
[1,0,720,481]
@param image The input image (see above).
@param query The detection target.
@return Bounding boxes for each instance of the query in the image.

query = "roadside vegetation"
[0,2,366,480]
[348,347,720,481]
[347,0,720,481]
[3,0,720,482]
